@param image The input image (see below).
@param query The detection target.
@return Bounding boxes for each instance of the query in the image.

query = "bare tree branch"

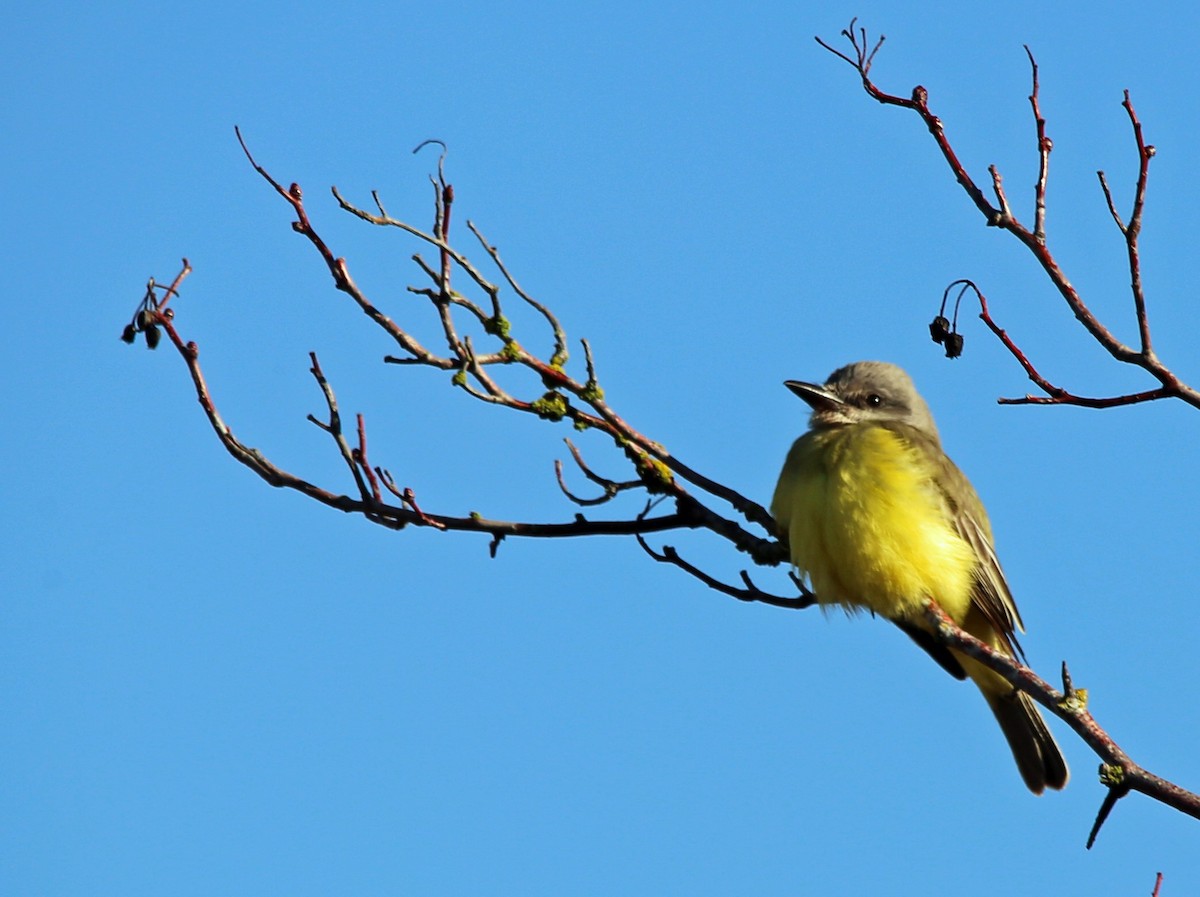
[922,601,1200,846]
[816,21,1199,411]
[940,281,1173,407]
[134,131,786,573]
[814,20,1200,840]
[127,37,1200,845]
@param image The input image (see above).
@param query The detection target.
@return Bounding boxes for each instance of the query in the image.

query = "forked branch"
[818,20,1198,411]
[127,82,1200,843]
[818,19,1200,840]
[131,134,787,589]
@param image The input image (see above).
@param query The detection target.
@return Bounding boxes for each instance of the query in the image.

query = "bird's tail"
[984,689,1069,794]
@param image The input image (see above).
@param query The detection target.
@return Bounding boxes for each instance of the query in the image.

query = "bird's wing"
[955,508,1027,660]
[937,446,1027,661]
[889,423,1027,661]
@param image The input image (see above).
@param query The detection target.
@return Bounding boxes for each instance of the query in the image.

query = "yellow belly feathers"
[771,424,978,624]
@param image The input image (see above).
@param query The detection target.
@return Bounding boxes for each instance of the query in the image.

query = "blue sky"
[4,1,1199,894]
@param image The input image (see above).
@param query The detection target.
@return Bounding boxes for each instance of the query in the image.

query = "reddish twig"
[155,301,715,541]
[133,171,784,567]
[636,505,813,611]
[1025,45,1052,243]
[817,23,1200,411]
[330,142,780,543]
[236,127,454,371]
[120,259,193,349]
[354,413,383,504]
[399,486,441,529]
[1097,92,1156,358]
[816,22,1001,226]
[157,260,191,312]
[988,164,1013,223]
[941,281,1174,407]
[922,601,1200,847]
[127,257,723,543]
[377,470,448,530]
[554,438,641,506]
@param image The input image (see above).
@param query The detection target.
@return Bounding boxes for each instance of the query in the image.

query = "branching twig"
[140,135,785,577]
[636,500,812,611]
[306,352,372,501]
[555,439,641,506]
[1098,92,1156,359]
[817,23,1199,411]
[1026,45,1052,243]
[922,601,1200,846]
[132,96,1200,848]
[129,259,724,543]
[939,281,1173,407]
[354,413,383,505]
[816,22,1200,839]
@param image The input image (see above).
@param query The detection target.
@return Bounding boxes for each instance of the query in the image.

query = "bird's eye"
[866,393,883,408]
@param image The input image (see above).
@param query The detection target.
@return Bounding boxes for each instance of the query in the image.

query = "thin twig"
[922,601,1200,846]
[306,352,371,501]
[554,439,641,506]
[1025,45,1052,243]
[354,413,383,505]
[989,165,1014,223]
[945,280,1173,407]
[1119,91,1155,358]
[814,30,1200,409]
[636,532,812,611]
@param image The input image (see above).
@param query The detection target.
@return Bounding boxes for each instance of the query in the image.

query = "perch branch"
[922,601,1200,846]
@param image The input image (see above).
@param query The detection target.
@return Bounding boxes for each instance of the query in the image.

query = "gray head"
[784,361,940,441]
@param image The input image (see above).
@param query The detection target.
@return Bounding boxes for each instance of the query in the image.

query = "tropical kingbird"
[771,361,1068,793]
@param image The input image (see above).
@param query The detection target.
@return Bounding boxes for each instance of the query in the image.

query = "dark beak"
[784,379,844,412]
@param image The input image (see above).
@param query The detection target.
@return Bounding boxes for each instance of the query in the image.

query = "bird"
[770,360,1068,793]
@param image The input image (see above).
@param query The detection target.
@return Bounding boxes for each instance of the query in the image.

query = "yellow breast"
[771,424,977,622]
